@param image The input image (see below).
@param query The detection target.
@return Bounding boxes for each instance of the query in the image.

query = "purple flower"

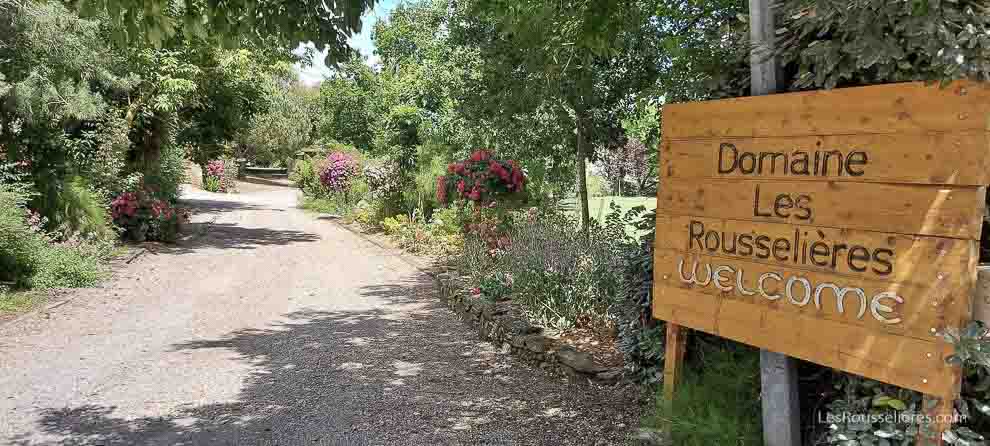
[319,152,359,192]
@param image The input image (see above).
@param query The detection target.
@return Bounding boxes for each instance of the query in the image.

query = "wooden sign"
[654,81,990,398]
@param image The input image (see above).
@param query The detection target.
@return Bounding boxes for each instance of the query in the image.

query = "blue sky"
[293,0,401,86]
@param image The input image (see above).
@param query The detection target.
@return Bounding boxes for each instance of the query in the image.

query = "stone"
[510,335,527,348]
[556,347,607,374]
[594,368,623,384]
[523,335,549,353]
[632,427,667,445]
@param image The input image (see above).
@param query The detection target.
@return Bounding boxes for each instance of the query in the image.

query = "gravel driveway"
[0,179,642,445]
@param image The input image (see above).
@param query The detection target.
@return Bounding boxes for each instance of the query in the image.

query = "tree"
[318,57,377,150]
[449,0,664,233]
[601,137,655,196]
[237,76,315,166]
[179,47,284,166]
[74,0,378,65]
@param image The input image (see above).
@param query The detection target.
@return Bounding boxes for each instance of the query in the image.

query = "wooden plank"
[651,285,959,397]
[662,81,990,139]
[655,215,976,285]
[659,179,986,240]
[660,131,990,186]
[654,248,971,341]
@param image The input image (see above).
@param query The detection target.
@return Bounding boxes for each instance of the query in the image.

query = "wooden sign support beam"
[748,1,802,445]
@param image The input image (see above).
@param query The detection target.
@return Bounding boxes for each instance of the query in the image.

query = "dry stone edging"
[431,270,626,386]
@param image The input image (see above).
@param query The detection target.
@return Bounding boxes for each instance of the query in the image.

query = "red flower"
[436,176,448,204]
[469,150,490,162]
[457,180,466,194]
[468,186,481,201]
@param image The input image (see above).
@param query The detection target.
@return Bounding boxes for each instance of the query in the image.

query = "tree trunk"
[575,115,590,236]
[143,116,164,177]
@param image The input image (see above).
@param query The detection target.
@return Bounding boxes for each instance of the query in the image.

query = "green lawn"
[561,196,656,222]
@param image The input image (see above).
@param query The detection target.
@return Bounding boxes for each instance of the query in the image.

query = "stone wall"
[433,271,624,385]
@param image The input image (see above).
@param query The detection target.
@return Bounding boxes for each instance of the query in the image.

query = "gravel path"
[0,179,642,445]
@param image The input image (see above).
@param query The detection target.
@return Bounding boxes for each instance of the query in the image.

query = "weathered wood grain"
[653,247,972,341]
[662,81,990,139]
[658,179,986,240]
[662,323,687,402]
[652,283,959,397]
[660,131,990,186]
[655,214,976,284]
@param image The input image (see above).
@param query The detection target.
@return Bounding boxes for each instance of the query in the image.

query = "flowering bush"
[110,189,185,243]
[206,159,224,178]
[203,159,237,193]
[363,160,402,199]
[437,150,526,205]
[319,152,359,193]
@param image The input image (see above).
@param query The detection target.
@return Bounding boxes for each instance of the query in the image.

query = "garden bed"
[433,269,627,385]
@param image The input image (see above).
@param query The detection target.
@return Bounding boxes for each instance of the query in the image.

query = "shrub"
[143,141,187,203]
[110,188,183,243]
[454,204,638,330]
[290,156,329,198]
[203,158,237,193]
[320,151,360,193]
[30,243,103,289]
[0,185,46,287]
[299,178,369,216]
[614,207,666,383]
[52,177,113,241]
[437,150,526,205]
[378,210,464,256]
[1,184,108,290]
[363,159,402,199]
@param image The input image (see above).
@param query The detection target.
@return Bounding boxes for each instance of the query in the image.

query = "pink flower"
[468,187,481,201]
[320,152,359,192]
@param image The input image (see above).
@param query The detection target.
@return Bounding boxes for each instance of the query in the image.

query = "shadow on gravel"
[237,176,293,189]
[141,223,321,257]
[10,273,639,446]
[178,198,279,215]
[170,223,321,254]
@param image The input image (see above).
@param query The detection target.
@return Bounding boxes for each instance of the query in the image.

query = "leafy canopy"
[73,0,378,64]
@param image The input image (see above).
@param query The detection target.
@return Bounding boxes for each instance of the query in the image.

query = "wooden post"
[750,1,802,445]
[918,395,954,446]
[662,323,688,403]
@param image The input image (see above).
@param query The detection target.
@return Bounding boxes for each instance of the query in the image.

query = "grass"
[561,196,656,235]
[562,196,656,221]
[643,343,763,446]
[0,289,48,315]
[298,196,362,216]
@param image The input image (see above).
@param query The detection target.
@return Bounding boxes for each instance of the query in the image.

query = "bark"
[141,115,164,177]
[575,114,590,236]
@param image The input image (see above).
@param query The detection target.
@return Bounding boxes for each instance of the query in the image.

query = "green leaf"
[887,399,907,411]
